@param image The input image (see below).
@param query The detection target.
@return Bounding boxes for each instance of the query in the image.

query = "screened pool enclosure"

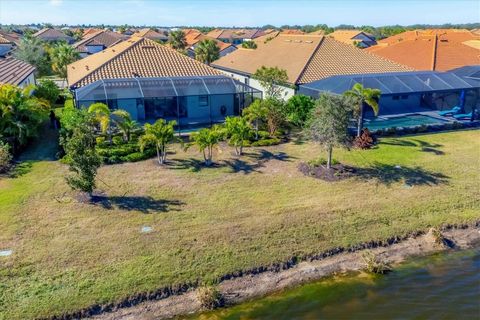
[73,75,262,129]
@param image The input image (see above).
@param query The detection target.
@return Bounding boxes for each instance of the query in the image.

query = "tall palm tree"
[50,43,80,80]
[111,110,137,142]
[168,30,187,50]
[194,39,220,65]
[344,83,381,137]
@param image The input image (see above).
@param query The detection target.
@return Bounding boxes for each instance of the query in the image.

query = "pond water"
[191,249,480,319]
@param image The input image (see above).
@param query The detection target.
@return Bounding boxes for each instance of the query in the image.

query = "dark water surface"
[193,249,480,319]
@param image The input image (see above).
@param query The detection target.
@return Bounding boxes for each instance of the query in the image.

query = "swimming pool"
[365,114,448,131]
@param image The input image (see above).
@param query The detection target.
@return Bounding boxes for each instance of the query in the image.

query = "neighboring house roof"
[0,56,36,85]
[366,29,480,71]
[134,28,168,41]
[0,30,21,45]
[73,30,127,53]
[280,29,305,35]
[67,36,222,88]
[212,33,409,85]
[206,28,265,40]
[328,30,375,46]
[82,28,103,37]
[33,28,74,42]
[471,28,480,35]
[184,30,234,52]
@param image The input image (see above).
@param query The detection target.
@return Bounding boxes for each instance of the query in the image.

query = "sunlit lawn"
[0,130,479,319]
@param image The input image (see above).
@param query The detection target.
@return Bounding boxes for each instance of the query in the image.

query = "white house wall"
[18,72,36,88]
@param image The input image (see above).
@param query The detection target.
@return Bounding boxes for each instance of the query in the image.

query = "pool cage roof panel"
[298,70,480,97]
[75,75,261,101]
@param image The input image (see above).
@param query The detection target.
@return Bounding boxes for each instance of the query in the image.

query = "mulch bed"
[298,162,356,181]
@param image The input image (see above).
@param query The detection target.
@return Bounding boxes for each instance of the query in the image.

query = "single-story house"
[0,56,36,87]
[212,33,410,100]
[206,28,266,45]
[73,30,128,58]
[298,67,480,129]
[33,28,75,44]
[366,29,480,71]
[67,36,261,130]
[327,30,377,48]
[184,29,237,58]
[134,28,168,42]
[0,30,20,57]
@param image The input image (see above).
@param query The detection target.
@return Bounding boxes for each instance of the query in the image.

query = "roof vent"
[305,40,313,43]
[294,40,302,43]
[284,39,292,42]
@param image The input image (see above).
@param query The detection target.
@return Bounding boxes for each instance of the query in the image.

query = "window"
[401,95,409,100]
[199,95,209,106]
[392,95,400,100]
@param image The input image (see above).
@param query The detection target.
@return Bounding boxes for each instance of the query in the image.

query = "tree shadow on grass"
[353,162,449,186]
[168,158,226,172]
[248,150,296,162]
[92,195,184,214]
[223,158,263,174]
[379,138,444,155]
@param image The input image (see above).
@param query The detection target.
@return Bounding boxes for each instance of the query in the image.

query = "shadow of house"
[92,195,184,214]
[354,162,449,186]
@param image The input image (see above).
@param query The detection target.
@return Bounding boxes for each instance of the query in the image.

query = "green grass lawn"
[0,130,479,319]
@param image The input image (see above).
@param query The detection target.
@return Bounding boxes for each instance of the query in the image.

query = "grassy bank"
[0,130,479,319]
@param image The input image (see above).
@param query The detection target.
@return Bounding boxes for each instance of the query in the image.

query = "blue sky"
[0,0,478,27]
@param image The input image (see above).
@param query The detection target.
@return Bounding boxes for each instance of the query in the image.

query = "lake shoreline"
[84,223,480,320]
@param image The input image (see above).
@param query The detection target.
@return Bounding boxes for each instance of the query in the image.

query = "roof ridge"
[73,30,105,48]
[295,36,325,83]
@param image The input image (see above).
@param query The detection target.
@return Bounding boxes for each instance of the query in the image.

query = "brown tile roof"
[73,30,127,53]
[280,29,305,35]
[366,29,480,71]
[33,28,74,42]
[212,33,409,85]
[67,36,222,88]
[206,28,265,40]
[0,31,20,45]
[82,28,103,37]
[0,57,36,85]
[327,30,373,46]
[184,30,234,52]
[134,28,168,41]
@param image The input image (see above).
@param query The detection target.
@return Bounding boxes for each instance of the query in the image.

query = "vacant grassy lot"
[0,130,479,319]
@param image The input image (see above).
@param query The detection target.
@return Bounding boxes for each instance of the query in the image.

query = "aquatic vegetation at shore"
[361,251,392,274]
[197,286,224,310]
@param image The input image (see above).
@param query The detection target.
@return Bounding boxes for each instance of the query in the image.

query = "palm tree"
[190,125,224,166]
[168,30,187,50]
[50,43,80,80]
[111,110,137,142]
[88,103,112,144]
[194,39,220,65]
[138,119,177,165]
[242,99,267,140]
[224,116,251,155]
[344,83,381,137]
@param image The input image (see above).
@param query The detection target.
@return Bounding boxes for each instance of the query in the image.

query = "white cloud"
[49,0,63,6]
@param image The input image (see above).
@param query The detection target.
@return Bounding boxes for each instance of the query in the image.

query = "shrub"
[112,136,123,146]
[0,141,12,173]
[361,251,391,274]
[385,127,397,136]
[197,286,224,310]
[257,130,271,140]
[416,124,429,133]
[452,121,464,129]
[353,128,376,149]
[285,95,315,127]
[308,157,339,167]
[96,137,105,145]
[34,79,60,105]
[251,137,282,147]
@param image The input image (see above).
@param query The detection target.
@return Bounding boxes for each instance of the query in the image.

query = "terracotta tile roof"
[33,28,74,42]
[471,28,480,35]
[366,29,480,71]
[73,30,127,53]
[0,56,36,85]
[0,31,20,45]
[184,30,234,52]
[206,28,265,40]
[82,28,103,37]
[327,30,374,46]
[67,36,221,88]
[212,33,409,85]
[134,28,168,41]
[280,29,305,35]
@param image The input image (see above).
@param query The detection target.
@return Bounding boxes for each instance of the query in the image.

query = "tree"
[241,40,257,49]
[344,83,381,137]
[252,66,289,98]
[0,141,12,173]
[88,103,112,144]
[0,84,49,151]
[14,37,50,75]
[224,116,251,155]
[111,110,137,142]
[138,119,177,165]
[194,39,220,65]
[64,114,101,198]
[264,98,286,136]
[242,99,268,140]
[305,94,353,169]
[50,42,80,79]
[190,125,223,166]
[284,95,315,127]
[34,79,60,106]
[168,30,187,50]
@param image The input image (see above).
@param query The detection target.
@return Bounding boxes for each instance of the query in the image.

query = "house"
[366,29,480,71]
[0,32,18,57]
[184,29,237,58]
[73,30,127,58]
[33,28,75,44]
[206,28,266,45]
[134,28,168,42]
[0,56,36,87]
[327,30,377,48]
[212,33,410,100]
[67,36,261,130]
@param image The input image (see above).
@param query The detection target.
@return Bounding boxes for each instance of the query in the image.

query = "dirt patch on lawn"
[87,224,480,320]
[298,162,355,181]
